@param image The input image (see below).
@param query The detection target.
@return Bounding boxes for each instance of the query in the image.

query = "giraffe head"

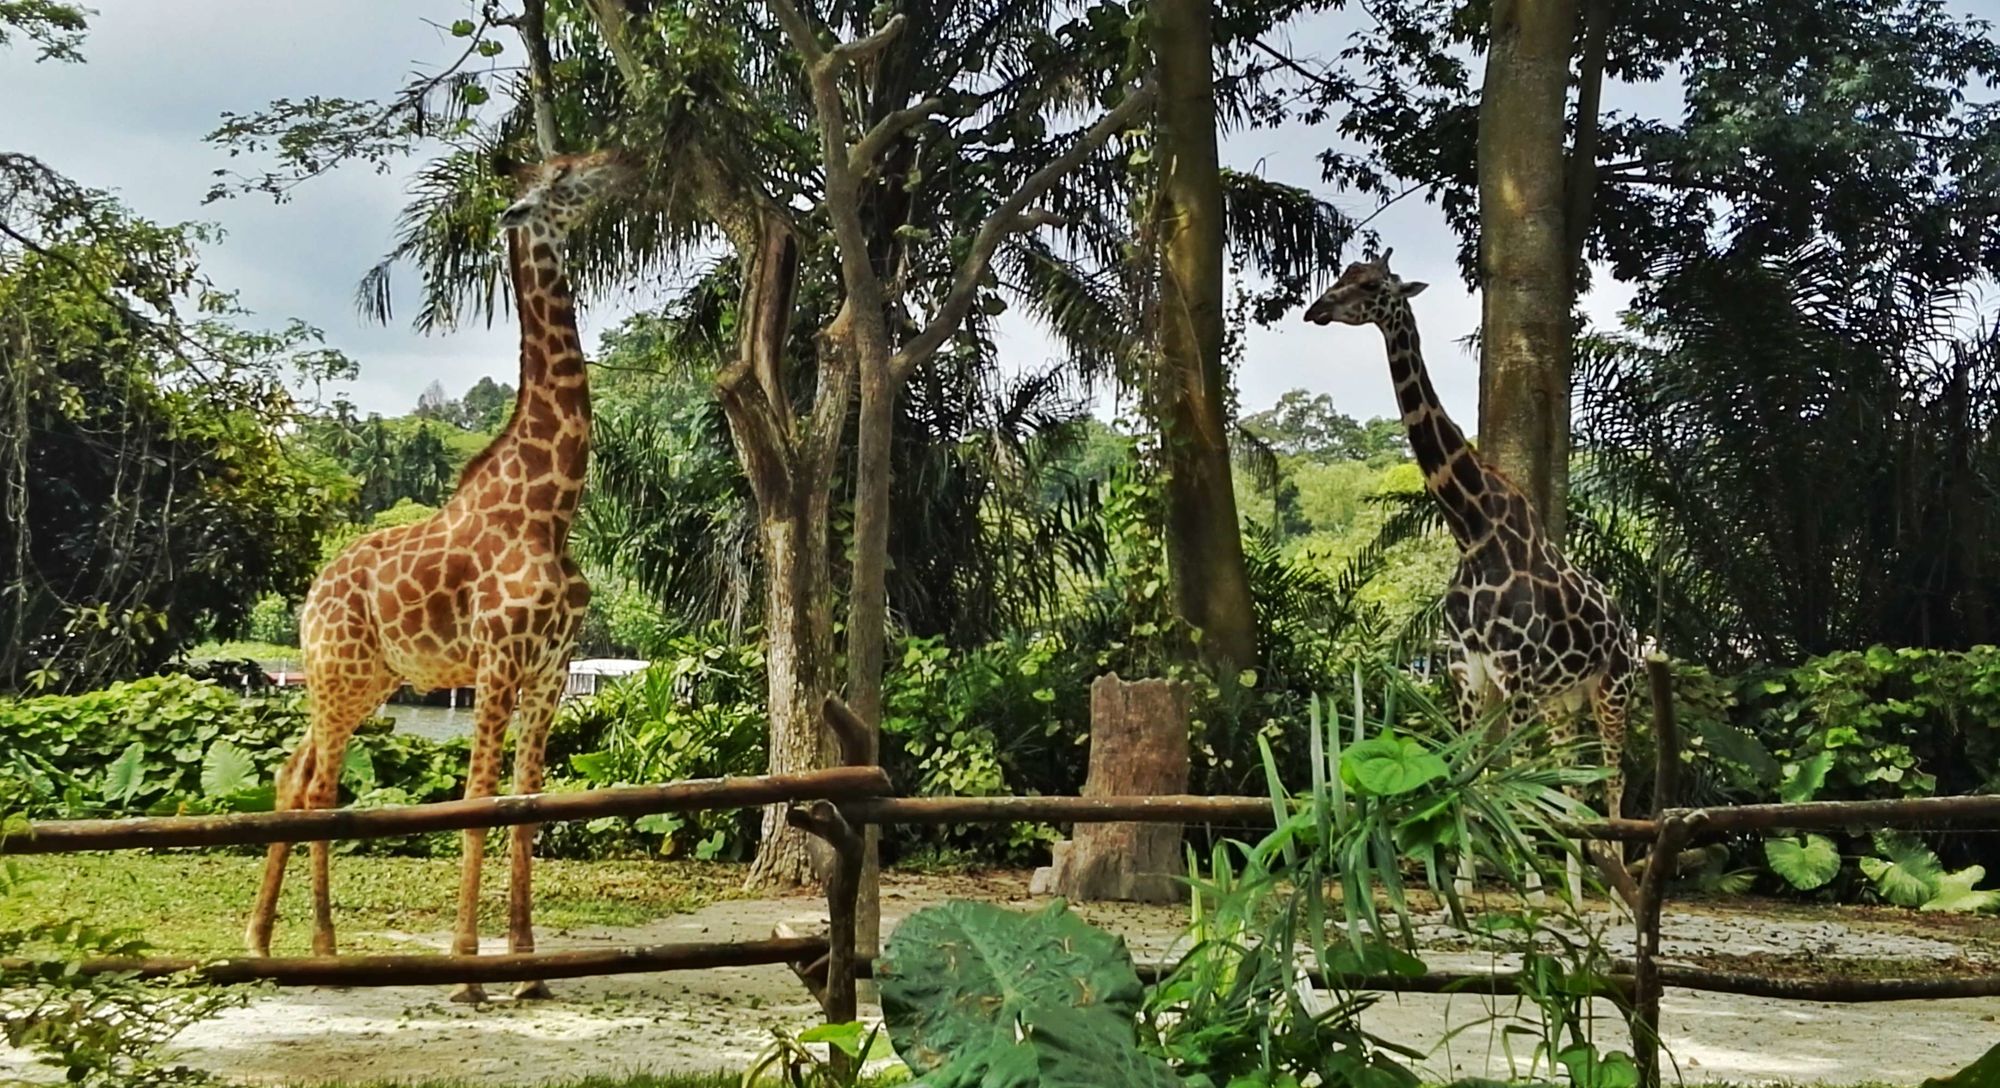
[497,148,636,237]
[1302,249,1428,326]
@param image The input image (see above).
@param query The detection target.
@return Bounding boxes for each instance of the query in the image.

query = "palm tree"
[1572,242,2000,663]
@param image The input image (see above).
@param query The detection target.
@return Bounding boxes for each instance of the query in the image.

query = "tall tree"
[1297,0,2000,538]
[1151,0,1257,668]
[205,0,1349,889]
[1474,0,1581,535]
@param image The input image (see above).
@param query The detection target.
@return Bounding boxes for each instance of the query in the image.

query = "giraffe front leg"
[505,669,564,1001]
[449,679,517,1005]
[1592,668,1637,915]
[1447,647,1498,903]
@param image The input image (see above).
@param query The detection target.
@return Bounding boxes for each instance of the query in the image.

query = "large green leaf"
[200,739,258,798]
[1763,834,1841,890]
[878,900,1180,1088]
[342,740,377,794]
[1695,720,1780,784]
[1924,1042,2000,1088]
[1921,866,2000,914]
[101,741,145,803]
[1341,736,1448,797]
[1859,834,1943,907]
[1778,750,1834,804]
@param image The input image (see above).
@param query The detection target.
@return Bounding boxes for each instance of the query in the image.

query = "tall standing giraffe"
[245,149,633,1001]
[1302,249,1637,903]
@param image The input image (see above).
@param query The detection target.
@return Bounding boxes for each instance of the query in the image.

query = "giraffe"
[245,148,633,1001]
[1302,249,1638,905]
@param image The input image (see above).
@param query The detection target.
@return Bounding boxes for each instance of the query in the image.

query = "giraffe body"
[246,150,631,1000]
[1304,250,1636,894]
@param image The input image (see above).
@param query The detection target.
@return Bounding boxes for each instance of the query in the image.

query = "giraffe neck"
[455,229,591,538]
[1377,302,1489,546]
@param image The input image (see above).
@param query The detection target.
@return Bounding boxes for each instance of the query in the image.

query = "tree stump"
[1030,674,1191,903]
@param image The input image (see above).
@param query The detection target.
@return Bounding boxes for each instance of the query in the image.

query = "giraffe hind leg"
[304,669,398,958]
[245,744,315,956]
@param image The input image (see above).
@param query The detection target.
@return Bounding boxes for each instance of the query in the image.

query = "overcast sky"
[7,1,1675,423]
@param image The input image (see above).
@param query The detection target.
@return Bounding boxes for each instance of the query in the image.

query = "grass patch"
[188,639,303,664]
[3,853,744,957]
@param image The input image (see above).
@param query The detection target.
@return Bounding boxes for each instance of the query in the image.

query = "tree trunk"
[1151,0,1258,671]
[1476,0,1580,539]
[844,334,892,957]
[745,484,837,888]
[1032,675,1191,902]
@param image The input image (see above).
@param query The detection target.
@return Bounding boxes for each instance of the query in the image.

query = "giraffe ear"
[1399,280,1430,298]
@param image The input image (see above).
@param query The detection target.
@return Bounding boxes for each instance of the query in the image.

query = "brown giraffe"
[245,148,633,1001]
[1303,249,1637,903]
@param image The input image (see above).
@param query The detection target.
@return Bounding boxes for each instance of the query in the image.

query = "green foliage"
[879,900,1180,1088]
[880,634,1081,859]
[550,631,766,860]
[0,674,471,856]
[1577,254,2000,662]
[1763,834,1840,891]
[1146,672,1623,1088]
[244,594,300,647]
[1926,1043,2000,1088]
[1239,390,1406,465]
[0,859,243,1087]
[0,154,350,692]
[742,1021,892,1088]
[1645,651,2000,909]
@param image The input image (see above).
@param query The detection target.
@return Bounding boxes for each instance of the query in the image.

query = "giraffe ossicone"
[244,148,633,1001]
[1304,248,1639,909]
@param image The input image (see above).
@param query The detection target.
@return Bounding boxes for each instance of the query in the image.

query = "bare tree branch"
[850,96,947,177]
[891,81,1157,382]
[831,14,906,66]
[508,0,561,155]
[764,0,889,346]
[579,0,645,88]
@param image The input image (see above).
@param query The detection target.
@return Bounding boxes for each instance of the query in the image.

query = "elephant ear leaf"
[102,741,145,803]
[877,899,1181,1088]
[200,739,258,798]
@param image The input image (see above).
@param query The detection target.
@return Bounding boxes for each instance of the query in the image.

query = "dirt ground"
[6,870,1999,1086]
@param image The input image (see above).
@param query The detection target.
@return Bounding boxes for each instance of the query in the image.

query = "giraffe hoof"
[448,983,489,1005]
[511,979,553,1001]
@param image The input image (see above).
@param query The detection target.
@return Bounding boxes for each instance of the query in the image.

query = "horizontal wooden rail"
[1624,961,2000,1002]
[0,936,830,986]
[0,768,891,854]
[1673,794,2000,835]
[838,796,1657,842]
[841,795,1279,826]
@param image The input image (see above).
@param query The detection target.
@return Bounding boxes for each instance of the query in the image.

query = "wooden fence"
[7,664,2000,1088]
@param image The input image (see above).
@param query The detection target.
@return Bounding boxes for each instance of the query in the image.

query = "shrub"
[0,674,468,857]
[549,629,767,860]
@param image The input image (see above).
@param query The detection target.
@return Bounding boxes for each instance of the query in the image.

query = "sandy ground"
[6,871,1999,1086]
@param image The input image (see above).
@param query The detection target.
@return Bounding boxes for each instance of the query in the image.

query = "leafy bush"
[1635,648,2000,908]
[548,629,766,860]
[874,671,1631,1088]
[0,674,469,855]
[243,595,299,648]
